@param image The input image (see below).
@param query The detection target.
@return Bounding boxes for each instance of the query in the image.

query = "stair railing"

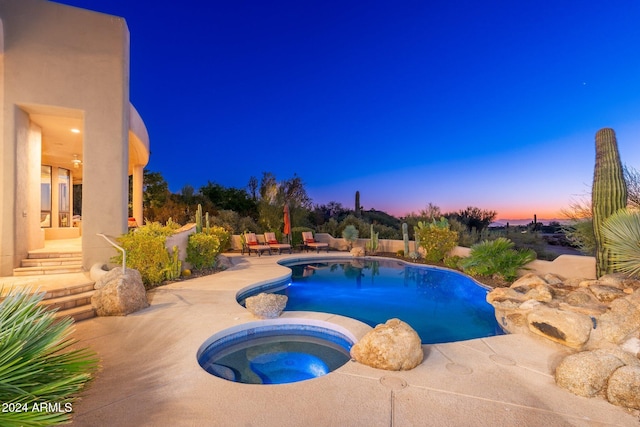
[96,233,126,273]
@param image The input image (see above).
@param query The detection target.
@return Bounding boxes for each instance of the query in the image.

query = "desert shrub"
[186,226,230,270]
[212,210,259,235]
[563,219,595,256]
[113,221,177,287]
[460,237,536,282]
[0,288,98,426]
[444,255,463,269]
[187,233,221,269]
[318,218,340,237]
[414,218,459,263]
[376,223,402,240]
[342,225,359,249]
[208,225,231,252]
[337,215,369,238]
[602,208,640,276]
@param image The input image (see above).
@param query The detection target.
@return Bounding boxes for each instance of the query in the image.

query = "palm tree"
[0,288,97,426]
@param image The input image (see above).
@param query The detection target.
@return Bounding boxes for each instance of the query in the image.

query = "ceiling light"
[72,154,82,169]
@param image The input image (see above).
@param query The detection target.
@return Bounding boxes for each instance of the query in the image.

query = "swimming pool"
[238,257,503,344]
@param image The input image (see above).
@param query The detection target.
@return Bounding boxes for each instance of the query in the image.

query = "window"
[40,166,51,227]
[58,168,70,227]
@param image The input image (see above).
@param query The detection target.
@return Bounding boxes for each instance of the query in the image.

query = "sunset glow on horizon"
[56,1,640,218]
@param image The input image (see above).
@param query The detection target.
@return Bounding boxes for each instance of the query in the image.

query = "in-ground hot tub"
[197,319,355,385]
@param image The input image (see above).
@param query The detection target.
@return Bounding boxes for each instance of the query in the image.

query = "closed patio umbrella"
[284,204,291,244]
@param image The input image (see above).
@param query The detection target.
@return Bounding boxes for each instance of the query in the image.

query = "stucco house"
[0,0,149,276]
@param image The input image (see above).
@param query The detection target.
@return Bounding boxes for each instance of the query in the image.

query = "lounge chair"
[243,232,272,256]
[301,231,329,253]
[264,232,292,254]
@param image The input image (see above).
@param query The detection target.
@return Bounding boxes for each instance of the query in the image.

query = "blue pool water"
[240,258,503,344]
[197,323,353,384]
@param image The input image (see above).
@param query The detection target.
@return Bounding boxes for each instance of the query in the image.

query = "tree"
[420,203,442,221]
[624,164,640,209]
[447,206,497,232]
[247,176,259,201]
[143,170,169,210]
[257,172,312,231]
[199,181,257,218]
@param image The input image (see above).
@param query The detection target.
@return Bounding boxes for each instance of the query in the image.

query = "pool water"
[198,324,353,384]
[270,258,503,344]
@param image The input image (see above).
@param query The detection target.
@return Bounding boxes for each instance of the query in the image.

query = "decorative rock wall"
[486,272,640,410]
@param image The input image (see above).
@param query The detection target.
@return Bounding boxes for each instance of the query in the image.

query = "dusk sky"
[56,0,640,221]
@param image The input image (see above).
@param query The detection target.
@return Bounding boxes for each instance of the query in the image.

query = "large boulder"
[350,318,423,371]
[526,306,593,349]
[92,268,149,316]
[606,365,640,410]
[588,297,640,347]
[555,349,626,397]
[245,293,287,319]
[216,254,233,270]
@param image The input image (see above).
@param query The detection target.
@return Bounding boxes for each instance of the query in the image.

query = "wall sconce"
[72,154,82,169]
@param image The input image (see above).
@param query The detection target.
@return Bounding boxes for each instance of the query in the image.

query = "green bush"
[208,225,231,252]
[444,255,462,269]
[414,218,458,263]
[460,237,536,282]
[187,232,221,269]
[0,288,98,426]
[113,222,176,287]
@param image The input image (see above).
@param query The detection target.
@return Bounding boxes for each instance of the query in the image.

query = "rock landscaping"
[486,272,640,410]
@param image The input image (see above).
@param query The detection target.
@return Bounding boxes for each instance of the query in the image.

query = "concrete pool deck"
[70,253,639,426]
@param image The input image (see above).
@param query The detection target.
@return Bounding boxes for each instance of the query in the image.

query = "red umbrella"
[283,204,291,243]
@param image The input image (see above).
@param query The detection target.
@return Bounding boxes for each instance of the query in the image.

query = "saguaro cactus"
[592,128,627,277]
[196,204,203,233]
[355,191,361,217]
[402,223,409,255]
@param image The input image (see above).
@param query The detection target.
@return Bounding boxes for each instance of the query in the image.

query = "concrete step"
[41,290,95,311]
[42,281,95,299]
[21,256,83,267]
[53,304,96,322]
[40,281,96,322]
[27,251,82,259]
[13,264,84,276]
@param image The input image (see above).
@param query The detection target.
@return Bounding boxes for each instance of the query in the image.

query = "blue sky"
[55,0,640,219]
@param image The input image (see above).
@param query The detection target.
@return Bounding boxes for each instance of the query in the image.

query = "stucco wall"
[0,0,131,274]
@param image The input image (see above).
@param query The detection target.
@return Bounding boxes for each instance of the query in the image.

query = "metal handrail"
[97,233,126,273]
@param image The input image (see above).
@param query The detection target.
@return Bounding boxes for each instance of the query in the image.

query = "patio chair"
[243,232,272,256]
[301,231,329,253]
[264,232,292,254]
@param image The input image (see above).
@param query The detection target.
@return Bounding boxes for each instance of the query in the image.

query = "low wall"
[524,255,595,280]
[44,227,81,240]
[165,223,197,270]
[230,233,596,280]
